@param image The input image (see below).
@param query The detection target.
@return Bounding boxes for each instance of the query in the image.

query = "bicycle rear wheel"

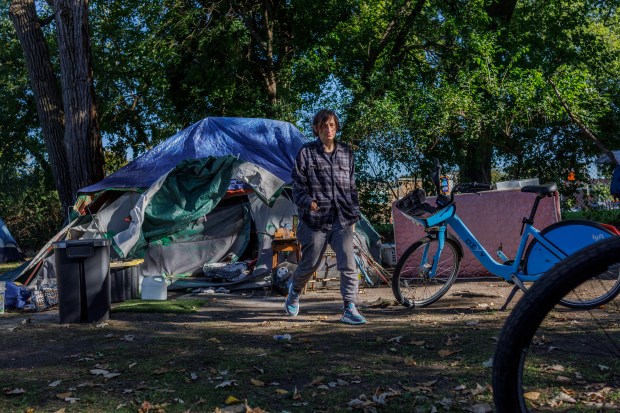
[493,236,620,412]
[392,236,461,307]
[524,219,620,309]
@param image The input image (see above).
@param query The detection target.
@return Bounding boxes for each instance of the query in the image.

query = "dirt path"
[0,280,526,412]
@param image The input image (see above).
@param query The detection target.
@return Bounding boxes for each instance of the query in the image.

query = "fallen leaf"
[523,391,540,401]
[410,340,426,346]
[482,358,493,368]
[388,336,403,343]
[225,395,240,404]
[557,392,577,403]
[275,388,289,395]
[471,383,488,396]
[556,375,571,383]
[467,403,492,412]
[208,337,221,344]
[48,380,62,387]
[56,392,72,399]
[215,380,237,389]
[311,376,325,385]
[403,357,417,366]
[250,378,265,387]
[549,364,565,372]
[437,349,460,357]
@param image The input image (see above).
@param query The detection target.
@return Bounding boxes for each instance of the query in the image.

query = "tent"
[8,117,381,291]
[0,217,24,263]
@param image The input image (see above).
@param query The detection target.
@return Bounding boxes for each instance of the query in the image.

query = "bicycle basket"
[395,188,454,228]
[395,189,435,217]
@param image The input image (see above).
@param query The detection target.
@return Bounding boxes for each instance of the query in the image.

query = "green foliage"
[2,0,620,251]
[563,209,620,228]
[111,298,206,314]
[0,165,63,254]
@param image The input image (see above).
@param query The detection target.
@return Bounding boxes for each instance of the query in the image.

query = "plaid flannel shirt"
[291,139,360,230]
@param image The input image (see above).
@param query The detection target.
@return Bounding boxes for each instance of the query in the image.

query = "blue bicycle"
[393,160,620,309]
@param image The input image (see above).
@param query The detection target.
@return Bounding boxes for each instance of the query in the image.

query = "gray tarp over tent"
[8,117,381,290]
[0,217,24,263]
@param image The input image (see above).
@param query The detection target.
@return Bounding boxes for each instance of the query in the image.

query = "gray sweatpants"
[290,220,358,304]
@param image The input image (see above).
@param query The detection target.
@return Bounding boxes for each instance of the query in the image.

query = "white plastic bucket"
[141,276,167,300]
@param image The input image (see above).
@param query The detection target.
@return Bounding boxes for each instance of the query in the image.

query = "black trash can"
[53,239,111,323]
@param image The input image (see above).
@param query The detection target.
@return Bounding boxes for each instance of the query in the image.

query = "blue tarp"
[79,117,308,193]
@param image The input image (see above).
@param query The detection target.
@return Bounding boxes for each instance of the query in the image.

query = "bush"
[563,209,620,228]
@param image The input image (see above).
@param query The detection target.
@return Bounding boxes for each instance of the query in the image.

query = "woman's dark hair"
[312,109,340,137]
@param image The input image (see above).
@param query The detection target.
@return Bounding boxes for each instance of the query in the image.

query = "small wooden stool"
[271,237,301,270]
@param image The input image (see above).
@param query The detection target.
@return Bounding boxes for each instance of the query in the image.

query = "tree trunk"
[55,0,105,196]
[460,134,493,184]
[9,0,74,212]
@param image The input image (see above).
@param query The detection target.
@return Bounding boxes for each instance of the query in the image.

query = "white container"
[380,243,397,267]
[141,275,167,300]
[495,178,539,191]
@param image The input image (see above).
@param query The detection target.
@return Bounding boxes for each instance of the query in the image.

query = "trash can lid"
[53,239,112,248]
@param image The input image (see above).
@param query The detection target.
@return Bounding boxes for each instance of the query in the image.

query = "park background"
[1,0,619,254]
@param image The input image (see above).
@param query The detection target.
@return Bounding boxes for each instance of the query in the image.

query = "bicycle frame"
[424,208,567,283]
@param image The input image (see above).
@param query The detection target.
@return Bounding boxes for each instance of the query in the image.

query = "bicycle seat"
[520,183,557,196]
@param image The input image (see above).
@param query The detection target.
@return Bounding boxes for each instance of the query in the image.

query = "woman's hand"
[310,201,319,211]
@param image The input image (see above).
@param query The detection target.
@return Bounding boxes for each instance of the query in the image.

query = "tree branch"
[548,78,616,165]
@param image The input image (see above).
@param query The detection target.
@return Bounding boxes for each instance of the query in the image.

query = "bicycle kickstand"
[499,275,528,311]
[499,285,520,311]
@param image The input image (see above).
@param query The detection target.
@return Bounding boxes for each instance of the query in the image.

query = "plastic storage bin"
[53,239,111,323]
[110,261,142,303]
[381,243,397,267]
[141,275,167,300]
[495,178,539,190]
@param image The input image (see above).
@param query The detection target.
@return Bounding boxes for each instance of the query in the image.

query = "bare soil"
[0,280,616,412]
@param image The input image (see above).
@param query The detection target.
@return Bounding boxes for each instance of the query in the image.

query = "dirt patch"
[0,280,616,412]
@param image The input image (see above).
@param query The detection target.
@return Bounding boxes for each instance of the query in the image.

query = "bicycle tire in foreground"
[493,236,620,412]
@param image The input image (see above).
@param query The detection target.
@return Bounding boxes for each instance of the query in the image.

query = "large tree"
[9,0,104,213]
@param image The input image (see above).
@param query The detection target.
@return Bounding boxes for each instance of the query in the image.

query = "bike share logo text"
[592,233,605,241]
[465,238,484,257]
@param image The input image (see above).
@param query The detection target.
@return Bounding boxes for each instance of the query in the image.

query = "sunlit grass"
[111,298,207,314]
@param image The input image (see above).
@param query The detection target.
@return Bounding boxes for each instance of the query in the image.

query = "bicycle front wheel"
[493,236,620,412]
[392,236,461,307]
[524,220,619,309]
